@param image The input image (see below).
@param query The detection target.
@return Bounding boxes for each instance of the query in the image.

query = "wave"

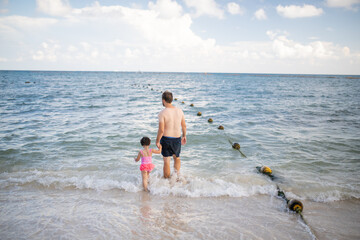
[308,190,360,203]
[0,170,141,192]
[0,170,275,198]
[146,172,277,198]
[1,170,359,202]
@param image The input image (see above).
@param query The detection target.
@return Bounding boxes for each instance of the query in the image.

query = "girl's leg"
[146,172,151,187]
[141,171,148,192]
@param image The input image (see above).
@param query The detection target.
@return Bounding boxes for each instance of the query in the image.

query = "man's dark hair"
[162,91,173,103]
[140,137,151,146]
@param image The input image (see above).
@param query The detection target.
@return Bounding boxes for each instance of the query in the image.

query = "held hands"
[152,143,162,154]
[181,136,187,145]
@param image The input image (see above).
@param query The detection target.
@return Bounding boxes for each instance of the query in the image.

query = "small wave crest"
[309,190,360,203]
[0,170,140,192]
[148,172,277,198]
[1,170,358,201]
[0,169,278,198]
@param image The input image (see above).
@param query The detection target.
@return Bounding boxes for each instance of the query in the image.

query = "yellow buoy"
[208,118,213,123]
[174,98,178,101]
[182,101,185,104]
[218,125,224,130]
[287,199,303,213]
[197,112,202,116]
[232,143,240,150]
[260,166,272,175]
[190,104,194,107]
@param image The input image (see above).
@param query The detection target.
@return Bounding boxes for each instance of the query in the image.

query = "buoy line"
[132,83,317,239]
[258,167,318,240]
[228,139,247,158]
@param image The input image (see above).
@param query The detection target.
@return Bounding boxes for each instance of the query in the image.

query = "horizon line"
[0,69,359,76]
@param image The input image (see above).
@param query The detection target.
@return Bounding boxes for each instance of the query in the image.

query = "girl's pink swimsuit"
[140,149,155,172]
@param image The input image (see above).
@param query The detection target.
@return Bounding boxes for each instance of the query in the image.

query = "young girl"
[134,137,161,192]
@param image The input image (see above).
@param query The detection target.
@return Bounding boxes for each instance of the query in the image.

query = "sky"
[0,0,359,74]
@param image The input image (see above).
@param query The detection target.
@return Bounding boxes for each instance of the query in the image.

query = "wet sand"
[1,188,359,239]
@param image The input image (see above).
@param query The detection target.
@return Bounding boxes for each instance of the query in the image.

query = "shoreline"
[1,187,359,239]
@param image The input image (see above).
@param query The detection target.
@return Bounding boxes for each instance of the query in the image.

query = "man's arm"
[181,111,187,145]
[156,113,164,148]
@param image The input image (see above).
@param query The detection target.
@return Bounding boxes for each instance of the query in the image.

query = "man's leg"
[163,157,171,178]
[173,155,181,175]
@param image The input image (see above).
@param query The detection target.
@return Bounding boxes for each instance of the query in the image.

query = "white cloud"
[1,1,359,74]
[183,0,224,19]
[32,50,44,61]
[326,0,360,9]
[67,45,78,52]
[24,1,219,69]
[36,0,71,16]
[276,4,323,18]
[227,2,244,15]
[148,0,183,19]
[32,40,60,62]
[254,8,267,20]
[0,57,7,62]
[266,30,289,40]
[80,42,91,51]
[0,15,58,45]
[70,2,126,19]
[267,30,341,59]
[0,15,58,29]
[342,46,351,56]
[309,36,319,40]
[124,48,141,59]
[67,2,207,49]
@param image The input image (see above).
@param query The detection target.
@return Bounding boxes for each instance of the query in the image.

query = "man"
[156,91,186,178]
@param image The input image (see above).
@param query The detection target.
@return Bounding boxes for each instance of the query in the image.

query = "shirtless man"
[156,91,186,178]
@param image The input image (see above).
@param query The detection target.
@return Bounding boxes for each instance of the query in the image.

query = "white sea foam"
[148,172,278,197]
[0,169,277,197]
[2,169,358,201]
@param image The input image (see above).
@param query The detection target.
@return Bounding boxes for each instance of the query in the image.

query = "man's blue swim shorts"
[160,136,181,157]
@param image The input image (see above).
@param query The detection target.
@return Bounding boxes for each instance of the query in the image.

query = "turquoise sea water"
[1,71,359,239]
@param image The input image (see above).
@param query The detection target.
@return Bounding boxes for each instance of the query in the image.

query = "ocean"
[0,71,359,239]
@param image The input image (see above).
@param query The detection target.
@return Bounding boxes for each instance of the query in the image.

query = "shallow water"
[0,71,360,239]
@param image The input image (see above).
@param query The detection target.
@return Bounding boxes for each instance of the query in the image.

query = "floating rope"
[132,83,317,239]
[258,168,318,240]
[228,139,247,158]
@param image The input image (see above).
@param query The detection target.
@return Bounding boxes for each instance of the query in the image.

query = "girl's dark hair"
[140,137,151,146]
[162,91,173,103]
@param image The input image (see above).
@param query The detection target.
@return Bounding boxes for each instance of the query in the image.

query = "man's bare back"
[158,107,184,138]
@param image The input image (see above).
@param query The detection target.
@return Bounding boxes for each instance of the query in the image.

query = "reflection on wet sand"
[135,192,196,238]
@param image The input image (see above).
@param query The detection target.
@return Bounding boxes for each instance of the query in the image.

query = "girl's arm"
[152,145,162,154]
[134,151,141,162]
